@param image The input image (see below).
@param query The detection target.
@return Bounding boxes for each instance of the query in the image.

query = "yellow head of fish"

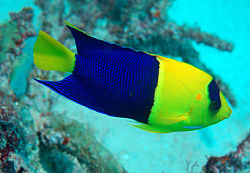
[189,82,232,128]
[133,56,232,133]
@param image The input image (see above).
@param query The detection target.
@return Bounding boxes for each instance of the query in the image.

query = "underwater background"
[0,0,249,172]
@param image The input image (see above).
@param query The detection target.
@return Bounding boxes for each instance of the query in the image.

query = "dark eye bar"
[208,79,221,111]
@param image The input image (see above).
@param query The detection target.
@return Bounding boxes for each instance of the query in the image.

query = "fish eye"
[208,79,221,111]
[209,100,221,111]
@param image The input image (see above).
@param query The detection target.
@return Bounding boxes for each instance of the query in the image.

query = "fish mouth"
[220,107,232,120]
[228,107,232,117]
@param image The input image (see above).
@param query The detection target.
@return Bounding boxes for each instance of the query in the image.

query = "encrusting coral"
[203,133,250,173]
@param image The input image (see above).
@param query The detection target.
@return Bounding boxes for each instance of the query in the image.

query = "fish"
[33,21,232,133]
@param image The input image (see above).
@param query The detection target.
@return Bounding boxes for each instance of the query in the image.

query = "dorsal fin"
[65,21,145,57]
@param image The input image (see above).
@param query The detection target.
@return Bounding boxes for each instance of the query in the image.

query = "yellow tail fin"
[33,31,75,72]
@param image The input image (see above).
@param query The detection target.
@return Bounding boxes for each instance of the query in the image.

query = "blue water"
[1,0,249,172]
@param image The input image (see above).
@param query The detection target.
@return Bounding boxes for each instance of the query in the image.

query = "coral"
[0,92,40,173]
[186,160,199,173]
[203,133,250,173]
[0,96,19,164]
[36,114,127,173]
[0,7,36,62]
[0,7,36,99]
[170,24,233,52]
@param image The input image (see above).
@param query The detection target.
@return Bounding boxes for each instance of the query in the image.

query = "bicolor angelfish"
[33,22,232,133]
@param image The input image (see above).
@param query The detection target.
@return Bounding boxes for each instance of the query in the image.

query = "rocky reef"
[0,7,126,173]
[0,0,245,172]
[203,133,249,173]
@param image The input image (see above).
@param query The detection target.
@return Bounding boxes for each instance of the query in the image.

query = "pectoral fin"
[160,114,188,125]
[129,123,172,133]
[151,114,189,127]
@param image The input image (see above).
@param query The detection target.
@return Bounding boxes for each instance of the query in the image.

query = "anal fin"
[129,123,172,133]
